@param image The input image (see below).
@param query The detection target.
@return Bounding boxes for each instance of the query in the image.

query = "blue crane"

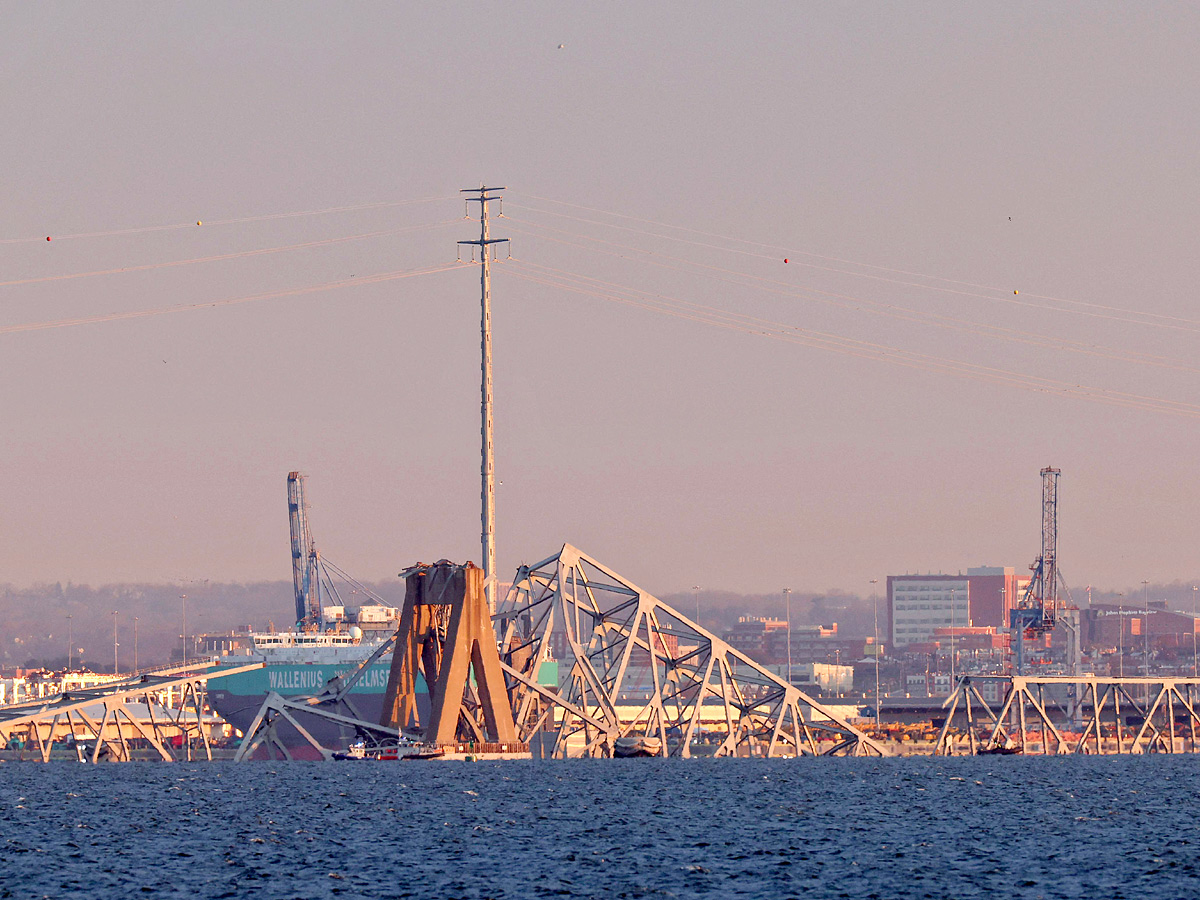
[1010,466,1060,673]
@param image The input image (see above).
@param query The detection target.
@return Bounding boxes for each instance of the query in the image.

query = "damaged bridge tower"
[380,560,517,746]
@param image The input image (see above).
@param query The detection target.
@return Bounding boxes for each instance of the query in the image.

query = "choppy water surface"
[2,755,1198,899]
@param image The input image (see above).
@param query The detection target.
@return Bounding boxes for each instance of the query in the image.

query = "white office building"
[888,575,970,647]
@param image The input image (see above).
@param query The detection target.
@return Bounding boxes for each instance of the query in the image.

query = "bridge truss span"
[935,674,1200,756]
[0,662,262,763]
[496,544,884,758]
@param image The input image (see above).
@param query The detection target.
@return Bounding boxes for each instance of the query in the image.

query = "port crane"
[1010,466,1060,674]
[287,471,322,627]
[287,471,392,630]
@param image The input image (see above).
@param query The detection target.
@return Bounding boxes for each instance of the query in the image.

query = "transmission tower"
[459,187,508,612]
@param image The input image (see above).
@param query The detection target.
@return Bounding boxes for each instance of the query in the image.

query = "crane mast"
[1010,466,1060,674]
[287,471,321,628]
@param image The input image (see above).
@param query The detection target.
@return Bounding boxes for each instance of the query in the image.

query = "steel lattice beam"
[496,544,885,758]
[0,662,262,762]
[935,674,1200,756]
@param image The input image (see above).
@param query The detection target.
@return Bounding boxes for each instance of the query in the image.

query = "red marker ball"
[784,258,788,263]
[46,236,51,241]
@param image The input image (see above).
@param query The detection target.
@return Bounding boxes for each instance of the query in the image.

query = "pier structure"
[496,544,885,758]
[0,661,262,763]
[935,674,1200,755]
[380,559,517,744]
[233,559,522,761]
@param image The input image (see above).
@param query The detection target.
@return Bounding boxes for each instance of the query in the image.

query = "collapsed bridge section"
[496,544,885,758]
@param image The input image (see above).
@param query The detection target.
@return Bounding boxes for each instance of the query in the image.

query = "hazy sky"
[3,3,1199,598]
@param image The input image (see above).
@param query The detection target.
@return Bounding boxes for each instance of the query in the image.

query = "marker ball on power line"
[196,221,202,226]
[46,236,51,241]
[1014,290,1019,295]
[784,258,788,263]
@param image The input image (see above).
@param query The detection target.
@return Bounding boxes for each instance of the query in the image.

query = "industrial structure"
[232,560,524,762]
[284,471,399,634]
[379,560,517,746]
[458,186,507,613]
[287,471,321,627]
[1010,466,1063,673]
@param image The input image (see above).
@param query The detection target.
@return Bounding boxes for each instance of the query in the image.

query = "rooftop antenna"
[459,186,508,612]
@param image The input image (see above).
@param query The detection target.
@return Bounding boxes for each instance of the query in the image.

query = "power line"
[1,194,456,245]
[0,220,461,290]
[513,194,1200,331]
[505,259,1200,421]
[502,218,1200,373]
[0,262,462,336]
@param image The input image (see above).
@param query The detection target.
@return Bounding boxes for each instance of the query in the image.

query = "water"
[2,755,1198,899]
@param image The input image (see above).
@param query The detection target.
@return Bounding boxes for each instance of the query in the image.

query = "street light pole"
[949,588,957,689]
[134,616,139,672]
[871,578,880,726]
[783,588,792,686]
[66,615,73,672]
[1117,593,1124,678]
[1193,585,1198,679]
[112,610,118,676]
[181,594,188,665]
[1142,579,1151,705]
[692,585,701,627]
[999,587,1006,673]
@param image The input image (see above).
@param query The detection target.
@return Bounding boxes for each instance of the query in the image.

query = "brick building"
[721,617,869,667]
[1082,603,1199,655]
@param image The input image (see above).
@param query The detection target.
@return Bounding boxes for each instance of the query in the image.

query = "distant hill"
[0,579,405,671]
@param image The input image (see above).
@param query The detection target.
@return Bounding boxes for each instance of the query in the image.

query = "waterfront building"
[1082,603,1200,659]
[887,567,1025,648]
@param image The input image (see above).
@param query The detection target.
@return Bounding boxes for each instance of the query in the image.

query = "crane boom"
[287,471,321,627]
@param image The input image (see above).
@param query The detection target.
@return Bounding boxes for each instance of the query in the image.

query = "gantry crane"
[1010,466,1060,674]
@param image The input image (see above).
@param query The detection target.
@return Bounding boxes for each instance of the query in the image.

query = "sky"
[2,3,1199,599]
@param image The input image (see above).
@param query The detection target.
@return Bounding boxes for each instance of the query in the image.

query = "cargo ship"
[207,630,403,754]
[208,630,558,758]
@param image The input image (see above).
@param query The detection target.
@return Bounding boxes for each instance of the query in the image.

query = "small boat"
[332,738,445,761]
[613,735,663,758]
[331,741,368,761]
[977,745,1022,756]
[396,747,446,761]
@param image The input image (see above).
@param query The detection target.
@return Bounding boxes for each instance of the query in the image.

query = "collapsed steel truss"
[936,674,1200,755]
[232,634,402,761]
[0,662,262,762]
[496,544,884,758]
